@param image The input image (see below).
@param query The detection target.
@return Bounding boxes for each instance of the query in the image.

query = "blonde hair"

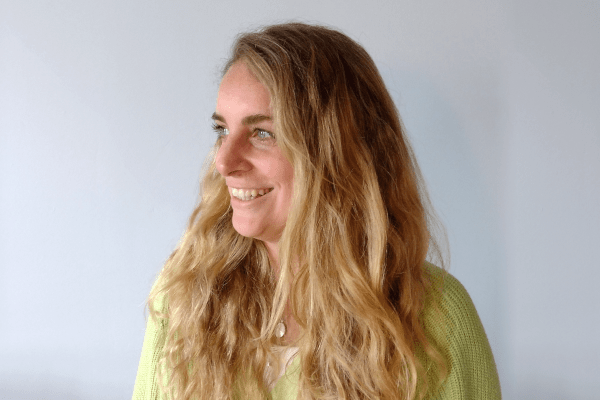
[150,22,447,400]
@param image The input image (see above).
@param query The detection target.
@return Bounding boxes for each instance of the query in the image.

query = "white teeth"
[230,187,273,201]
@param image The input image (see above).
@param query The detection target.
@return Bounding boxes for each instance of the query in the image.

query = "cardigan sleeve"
[132,290,168,400]
[424,265,502,399]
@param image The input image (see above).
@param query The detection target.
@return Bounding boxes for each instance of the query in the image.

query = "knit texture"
[423,265,501,399]
[132,264,501,399]
[133,281,168,400]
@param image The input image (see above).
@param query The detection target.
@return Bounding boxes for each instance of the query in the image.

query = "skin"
[213,62,300,343]
[213,62,294,267]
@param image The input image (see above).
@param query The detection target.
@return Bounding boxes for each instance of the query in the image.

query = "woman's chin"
[232,218,263,240]
[232,218,282,245]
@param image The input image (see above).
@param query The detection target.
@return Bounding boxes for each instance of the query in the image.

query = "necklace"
[275,319,287,338]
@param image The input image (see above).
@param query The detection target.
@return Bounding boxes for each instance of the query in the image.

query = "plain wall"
[1,1,599,399]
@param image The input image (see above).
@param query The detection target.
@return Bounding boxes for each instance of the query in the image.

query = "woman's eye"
[254,129,274,140]
[212,123,229,137]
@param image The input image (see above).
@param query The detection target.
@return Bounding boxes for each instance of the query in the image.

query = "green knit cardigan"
[132,265,501,399]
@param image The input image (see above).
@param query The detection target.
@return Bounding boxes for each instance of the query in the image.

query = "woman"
[133,23,501,400]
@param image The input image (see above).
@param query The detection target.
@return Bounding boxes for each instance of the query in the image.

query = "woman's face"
[213,62,294,249]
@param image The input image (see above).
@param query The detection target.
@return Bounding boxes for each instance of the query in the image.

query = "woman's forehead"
[216,63,272,120]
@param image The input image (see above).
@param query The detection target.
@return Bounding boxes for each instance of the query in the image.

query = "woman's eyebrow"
[211,112,272,125]
[211,112,225,123]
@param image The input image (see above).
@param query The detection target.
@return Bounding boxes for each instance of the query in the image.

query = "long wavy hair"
[150,22,448,400]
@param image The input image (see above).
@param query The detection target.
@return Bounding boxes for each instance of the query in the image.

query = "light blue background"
[1,1,599,399]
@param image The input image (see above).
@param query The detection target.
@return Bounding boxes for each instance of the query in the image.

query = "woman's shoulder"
[424,263,477,317]
[132,276,170,400]
[423,263,487,329]
[421,263,502,399]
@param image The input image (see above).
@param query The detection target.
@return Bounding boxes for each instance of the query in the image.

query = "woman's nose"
[215,133,250,177]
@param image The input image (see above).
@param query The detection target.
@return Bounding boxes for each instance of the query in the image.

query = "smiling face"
[213,62,294,252]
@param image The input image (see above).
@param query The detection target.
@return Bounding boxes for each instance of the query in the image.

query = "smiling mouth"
[230,187,274,201]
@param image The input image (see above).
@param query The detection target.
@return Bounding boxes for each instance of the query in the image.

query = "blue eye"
[255,129,274,140]
[212,123,229,137]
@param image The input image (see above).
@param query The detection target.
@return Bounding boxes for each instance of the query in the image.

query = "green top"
[132,265,501,399]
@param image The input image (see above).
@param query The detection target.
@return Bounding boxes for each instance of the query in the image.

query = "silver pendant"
[275,320,286,338]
